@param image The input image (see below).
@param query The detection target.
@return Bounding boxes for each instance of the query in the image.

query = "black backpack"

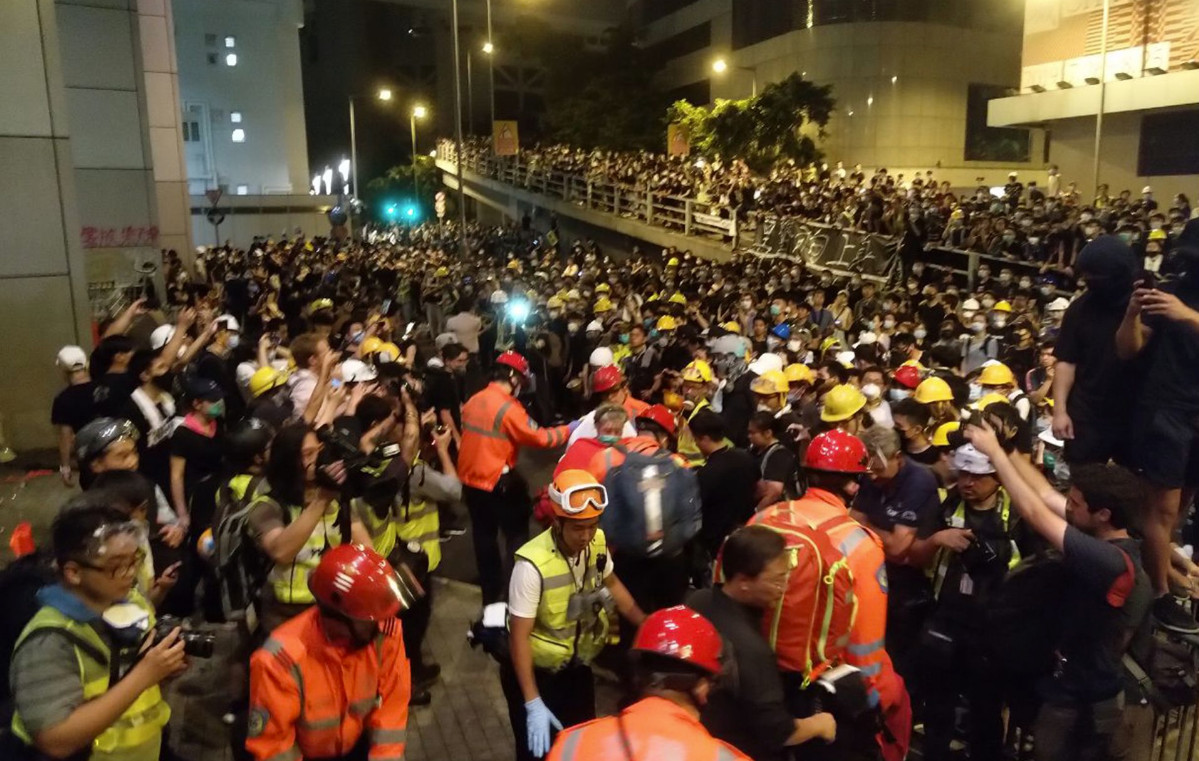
[0,551,58,728]
[210,475,270,622]
[985,552,1069,682]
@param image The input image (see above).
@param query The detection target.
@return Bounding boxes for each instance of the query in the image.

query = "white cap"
[215,314,240,332]
[339,358,378,383]
[953,443,996,475]
[1047,297,1070,312]
[56,345,88,371]
[1038,428,1064,448]
[490,290,509,305]
[710,334,744,356]
[835,350,856,367]
[586,320,604,334]
[435,332,458,349]
[962,298,981,311]
[855,331,878,347]
[980,359,1002,368]
[589,347,614,368]
[1142,185,1153,194]
[150,324,176,351]
[748,353,785,376]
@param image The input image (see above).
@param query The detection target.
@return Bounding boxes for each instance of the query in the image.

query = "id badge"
[959,572,974,596]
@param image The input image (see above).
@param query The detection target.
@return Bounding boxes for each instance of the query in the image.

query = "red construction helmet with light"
[308,544,407,621]
[636,404,678,437]
[803,429,869,474]
[495,350,530,376]
[632,605,723,675]
[592,365,624,394]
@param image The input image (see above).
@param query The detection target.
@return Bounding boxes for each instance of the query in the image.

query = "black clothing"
[425,366,463,430]
[51,382,97,432]
[696,446,758,556]
[170,425,225,529]
[1053,291,1138,423]
[464,473,531,605]
[688,586,796,761]
[499,661,595,761]
[92,371,138,418]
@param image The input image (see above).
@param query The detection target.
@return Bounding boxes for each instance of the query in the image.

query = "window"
[1139,109,1199,176]
[647,22,711,65]
[236,185,249,195]
[964,83,1030,162]
[181,121,200,142]
[230,111,242,123]
[207,53,218,65]
[204,33,217,47]
[225,53,238,67]
[225,36,236,48]
[231,128,245,143]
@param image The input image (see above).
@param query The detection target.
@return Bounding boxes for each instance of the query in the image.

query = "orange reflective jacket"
[622,395,650,420]
[458,382,570,490]
[759,489,904,713]
[246,607,409,761]
[547,696,751,761]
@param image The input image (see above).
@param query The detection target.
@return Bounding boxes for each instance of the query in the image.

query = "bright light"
[385,203,398,219]
[231,128,245,142]
[412,105,428,119]
[404,205,417,218]
[867,96,874,106]
[322,167,333,195]
[712,58,728,74]
[338,158,351,181]
[377,88,393,101]
[230,111,242,123]
[236,184,248,195]
[428,149,437,157]
[225,53,238,66]
[847,110,854,117]
[507,299,530,323]
[225,36,236,48]
[482,41,494,54]
[891,75,898,84]
[312,174,322,194]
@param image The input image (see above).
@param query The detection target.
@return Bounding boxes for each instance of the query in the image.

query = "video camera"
[315,424,402,493]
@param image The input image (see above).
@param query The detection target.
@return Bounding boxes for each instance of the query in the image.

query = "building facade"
[989,0,1199,200]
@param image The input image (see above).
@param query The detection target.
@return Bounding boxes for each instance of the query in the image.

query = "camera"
[316,425,402,492]
[153,615,215,658]
[959,536,1003,573]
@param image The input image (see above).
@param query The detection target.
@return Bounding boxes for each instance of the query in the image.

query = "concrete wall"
[173,0,309,195]
[189,194,338,246]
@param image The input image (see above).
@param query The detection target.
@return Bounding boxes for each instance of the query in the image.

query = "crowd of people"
[4,191,1199,761]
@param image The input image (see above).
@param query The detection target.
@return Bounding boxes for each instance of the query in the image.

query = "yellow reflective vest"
[266,499,346,606]
[513,528,611,671]
[11,593,169,760]
[676,399,711,466]
[932,488,1022,599]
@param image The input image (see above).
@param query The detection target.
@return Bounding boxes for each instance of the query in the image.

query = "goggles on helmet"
[548,481,609,515]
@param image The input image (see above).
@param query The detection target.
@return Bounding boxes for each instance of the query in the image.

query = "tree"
[666,73,836,173]
[364,155,444,224]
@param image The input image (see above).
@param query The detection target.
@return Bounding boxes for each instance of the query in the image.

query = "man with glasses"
[503,469,645,760]
[8,497,186,761]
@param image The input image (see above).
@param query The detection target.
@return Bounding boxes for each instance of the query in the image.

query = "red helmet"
[308,544,403,621]
[636,404,677,437]
[592,365,624,394]
[803,430,869,474]
[495,351,530,375]
[893,364,921,390]
[633,606,723,675]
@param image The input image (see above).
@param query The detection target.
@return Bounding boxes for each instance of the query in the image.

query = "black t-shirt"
[1054,291,1139,423]
[697,446,759,555]
[119,392,176,496]
[51,382,98,432]
[170,425,225,530]
[92,372,138,418]
[906,444,942,467]
[425,366,463,429]
[855,457,941,595]
[1138,282,1199,412]
[753,442,800,500]
[1048,530,1151,703]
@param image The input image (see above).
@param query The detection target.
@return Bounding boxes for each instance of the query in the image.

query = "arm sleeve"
[9,631,86,735]
[507,559,543,619]
[368,629,410,761]
[501,402,570,449]
[245,651,302,761]
[738,644,802,752]
[410,464,463,504]
[1062,526,1135,603]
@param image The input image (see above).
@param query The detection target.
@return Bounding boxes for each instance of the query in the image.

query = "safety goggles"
[547,482,609,515]
[74,521,149,575]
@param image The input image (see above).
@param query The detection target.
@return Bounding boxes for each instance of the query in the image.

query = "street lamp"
[411,104,428,213]
[451,0,468,255]
[712,57,758,97]
[347,88,393,200]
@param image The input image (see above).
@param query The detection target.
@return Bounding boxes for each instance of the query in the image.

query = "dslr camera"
[153,615,215,658]
[315,425,402,492]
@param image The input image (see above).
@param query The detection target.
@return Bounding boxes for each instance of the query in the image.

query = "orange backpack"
[718,510,858,682]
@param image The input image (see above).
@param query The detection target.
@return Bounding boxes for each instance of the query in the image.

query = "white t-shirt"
[446,311,483,354]
[566,409,637,447]
[508,549,614,620]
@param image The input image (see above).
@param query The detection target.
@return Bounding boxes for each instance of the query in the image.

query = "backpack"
[0,550,57,724]
[984,553,1069,682]
[759,442,803,501]
[210,475,270,622]
[600,447,701,558]
[720,510,857,681]
[1126,629,1199,711]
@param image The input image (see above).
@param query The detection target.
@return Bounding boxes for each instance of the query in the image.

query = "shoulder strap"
[760,443,783,478]
[15,623,110,670]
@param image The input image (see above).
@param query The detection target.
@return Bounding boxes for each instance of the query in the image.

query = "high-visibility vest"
[267,499,346,605]
[676,399,711,466]
[512,528,610,671]
[11,594,170,758]
[932,489,1022,599]
[356,496,399,561]
[397,473,441,573]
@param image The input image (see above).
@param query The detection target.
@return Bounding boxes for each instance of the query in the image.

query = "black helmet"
[225,417,275,471]
[75,418,139,463]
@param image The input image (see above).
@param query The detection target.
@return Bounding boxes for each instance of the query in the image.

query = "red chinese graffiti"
[80,226,160,249]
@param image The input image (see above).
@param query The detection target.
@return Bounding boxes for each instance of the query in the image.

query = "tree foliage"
[666,73,836,173]
[364,155,444,222]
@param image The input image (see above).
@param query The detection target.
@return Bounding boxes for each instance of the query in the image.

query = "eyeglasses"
[78,548,146,579]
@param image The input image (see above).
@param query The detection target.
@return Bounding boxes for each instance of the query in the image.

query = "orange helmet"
[547,469,608,520]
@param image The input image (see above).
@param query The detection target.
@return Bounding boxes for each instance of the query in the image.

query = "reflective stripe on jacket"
[512,528,610,671]
[12,593,169,758]
[458,383,570,491]
[547,697,751,761]
[267,500,346,606]
[246,607,409,761]
[676,399,711,466]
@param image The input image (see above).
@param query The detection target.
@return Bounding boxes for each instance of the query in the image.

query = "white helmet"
[1047,297,1070,312]
[962,298,981,311]
[586,320,604,334]
[150,324,176,351]
[215,314,240,332]
[589,347,614,368]
[953,444,996,475]
[339,358,378,383]
[748,353,785,376]
[490,290,509,305]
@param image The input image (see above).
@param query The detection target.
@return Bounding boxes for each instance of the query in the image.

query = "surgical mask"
[914,328,927,341]
[619,333,629,345]
[207,399,226,418]
[787,390,803,404]
[1040,284,1054,295]
[999,273,1012,284]
[883,319,896,330]
[227,334,241,349]
[568,322,581,334]
[971,322,986,333]
[969,383,983,402]
[993,317,1007,329]
[598,434,620,445]
[549,309,562,319]
[890,388,911,402]
[787,339,803,353]
[770,304,782,316]
[978,269,991,280]
[981,298,996,309]
[861,383,881,400]
[350,330,365,344]
[1018,278,1032,289]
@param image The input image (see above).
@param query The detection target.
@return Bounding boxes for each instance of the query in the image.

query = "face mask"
[1028,237,1040,245]
[1080,213,1093,222]
[992,317,1007,329]
[770,304,782,316]
[971,322,986,333]
[617,333,629,345]
[978,270,991,280]
[650,329,661,340]
[350,330,365,344]
[981,298,996,309]
[207,399,226,418]
[534,338,547,349]
[598,434,620,445]
[1019,279,1032,289]
[568,322,581,334]
[549,309,562,319]
[914,328,927,341]
[883,319,896,330]
[969,383,983,402]
[890,388,911,402]
[861,383,881,400]
[227,334,241,349]
[787,339,802,352]
[999,273,1012,284]
[787,390,803,404]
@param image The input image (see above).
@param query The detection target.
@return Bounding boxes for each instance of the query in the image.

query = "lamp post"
[1092,0,1110,197]
[484,0,495,134]
[411,104,427,202]
[712,57,758,97]
[451,0,468,255]
[348,88,393,200]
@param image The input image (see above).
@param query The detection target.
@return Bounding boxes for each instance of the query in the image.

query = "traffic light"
[384,203,398,221]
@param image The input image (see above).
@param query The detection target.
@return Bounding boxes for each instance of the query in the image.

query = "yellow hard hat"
[681,360,714,384]
[546,296,564,309]
[821,384,867,422]
[785,363,814,385]
[722,321,742,334]
[309,297,334,314]
[751,370,789,396]
[1148,229,1167,242]
[507,259,521,271]
[993,300,1013,313]
[435,266,450,277]
[594,296,614,313]
[978,362,1016,387]
[975,392,1011,410]
[667,257,680,267]
[662,390,684,411]
[914,376,954,404]
[360,336,384,356]
[820,337,842,354]
[595,283,611,294]
[668,292,687,305]
[932,421,960,447]
[656,315,678,331]
[249,366,288,398]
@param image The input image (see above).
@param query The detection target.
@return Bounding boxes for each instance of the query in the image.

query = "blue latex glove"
[525,696,563,758]
[567,418,582,434]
